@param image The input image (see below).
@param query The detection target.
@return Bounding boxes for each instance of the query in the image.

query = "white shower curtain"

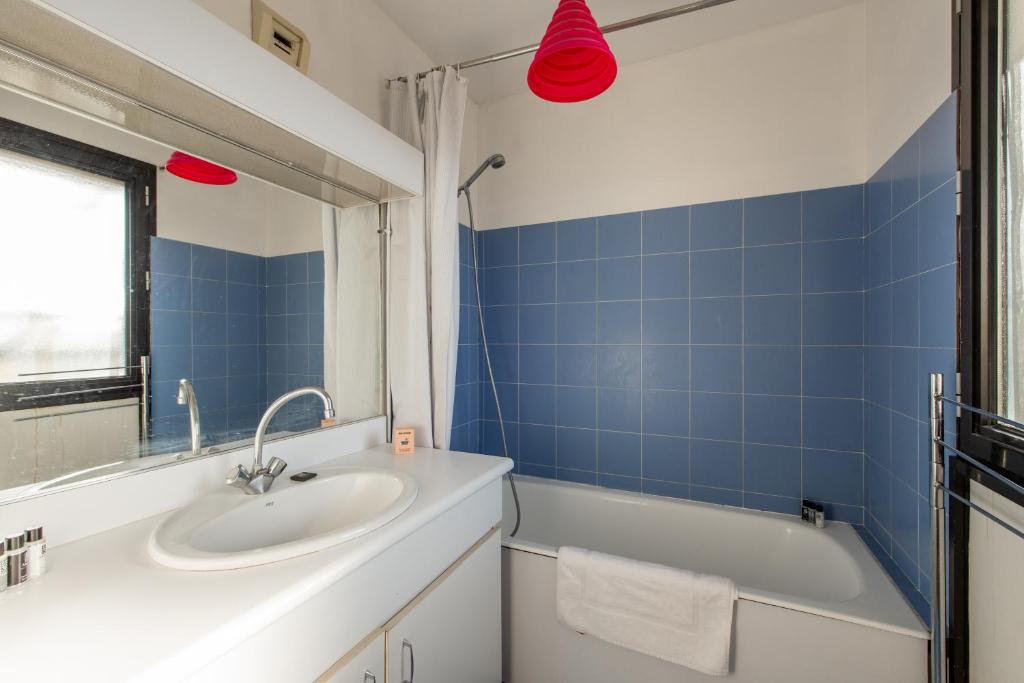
[387,67,468,449]
[322,203,381,422]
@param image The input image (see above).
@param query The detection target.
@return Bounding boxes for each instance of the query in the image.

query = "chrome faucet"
[227,386,335,495]
[176,379,201,456]
[801,499,826,528]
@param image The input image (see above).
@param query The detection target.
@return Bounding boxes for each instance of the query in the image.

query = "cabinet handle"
[362,671,376,683]
[401,639,415,683]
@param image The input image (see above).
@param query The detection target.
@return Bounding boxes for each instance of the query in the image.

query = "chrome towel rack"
[12,400,137,423]
[16,363,145,377]
[928,373,1024,683]
[16,383,144,403]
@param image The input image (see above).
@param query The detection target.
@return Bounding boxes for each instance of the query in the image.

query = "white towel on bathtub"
[556,546,737,676]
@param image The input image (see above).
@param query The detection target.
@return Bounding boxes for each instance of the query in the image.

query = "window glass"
[0,148,127,383]
[1000,0,1024,418]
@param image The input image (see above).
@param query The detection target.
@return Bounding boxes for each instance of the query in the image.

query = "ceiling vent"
[251,0,310,74]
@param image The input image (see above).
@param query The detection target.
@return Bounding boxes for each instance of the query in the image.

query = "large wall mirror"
[0,85,385,500]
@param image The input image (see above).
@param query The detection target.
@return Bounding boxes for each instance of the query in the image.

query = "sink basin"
[149,466,418,570]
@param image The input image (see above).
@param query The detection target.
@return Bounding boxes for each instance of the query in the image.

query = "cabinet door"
[386,531,500,683]
[319,631,385,683]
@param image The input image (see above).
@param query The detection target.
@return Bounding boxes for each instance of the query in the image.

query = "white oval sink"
[149,466,418,570]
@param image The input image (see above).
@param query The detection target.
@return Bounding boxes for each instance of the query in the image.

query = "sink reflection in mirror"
[0,86,384,501]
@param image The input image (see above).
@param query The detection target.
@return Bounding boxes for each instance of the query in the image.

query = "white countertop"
[0,445,512,681]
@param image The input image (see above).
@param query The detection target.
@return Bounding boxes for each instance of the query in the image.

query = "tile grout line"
[639,213,645,490]
[741,198,747,506]
[799,192,805,508]
[554,222,560,476]
[482,235,867,269]
[476,183,942,517]
[688,206,694,495]
[913,135,925,589]
[594,218,600,482]
[861,185,868,526]
[515,228,521,472]
[885,167,895,557]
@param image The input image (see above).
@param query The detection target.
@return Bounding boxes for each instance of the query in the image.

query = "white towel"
[556,546,737,676]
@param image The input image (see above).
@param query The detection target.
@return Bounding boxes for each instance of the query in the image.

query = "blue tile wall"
[452,224,484,453]
[458,183,867,525]
[450,97,958,628]
[265,250,326,433]
[863,95,957,624]
[151,237,324,448]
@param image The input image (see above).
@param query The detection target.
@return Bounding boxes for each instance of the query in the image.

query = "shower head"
[459,153,505,194]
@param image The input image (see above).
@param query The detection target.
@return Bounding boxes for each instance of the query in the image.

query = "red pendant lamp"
[165,151,237,185]
[527,0,618,103]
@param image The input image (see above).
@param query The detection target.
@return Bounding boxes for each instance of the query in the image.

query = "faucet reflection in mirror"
[227,386,335,495]
[175,379,201,457]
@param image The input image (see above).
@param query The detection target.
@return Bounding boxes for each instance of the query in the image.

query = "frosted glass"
[0,149,127,383]
[1001,0,1024,419]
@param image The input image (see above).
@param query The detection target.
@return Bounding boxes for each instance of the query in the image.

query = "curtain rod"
[385,0,740,87]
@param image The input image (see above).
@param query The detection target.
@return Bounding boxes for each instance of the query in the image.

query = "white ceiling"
[372,0,865,104]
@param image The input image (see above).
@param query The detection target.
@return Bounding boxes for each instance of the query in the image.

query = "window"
[997,0,1024,421]
[0,117,154,411]
[962,0,1024,485]
[959,2,1024,677]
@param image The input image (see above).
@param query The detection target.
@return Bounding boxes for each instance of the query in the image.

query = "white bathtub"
[500,476,928,683]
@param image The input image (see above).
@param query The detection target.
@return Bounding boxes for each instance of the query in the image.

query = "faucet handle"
[226,464,252,488]
[265,457,288,479]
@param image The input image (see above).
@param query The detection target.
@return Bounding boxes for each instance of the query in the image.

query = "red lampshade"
[165,151,237,185]
[527,0,617,103]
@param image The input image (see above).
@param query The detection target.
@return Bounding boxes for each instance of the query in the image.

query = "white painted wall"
[191,0,480,220]
[0,88,321,256]
[471,0,953,229]
[865,0,953,176]
[472,4,868,230]
[160,169,322,256]
[194,0,429,131]
[968,483,1024,683]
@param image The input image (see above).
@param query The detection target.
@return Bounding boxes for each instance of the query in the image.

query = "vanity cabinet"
[319,632,385,682]
[385,530,501,682]
[316,528,501,683]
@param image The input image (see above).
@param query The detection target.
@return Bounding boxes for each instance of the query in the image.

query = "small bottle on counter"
[5,533,27,587]
[24,526,45,580]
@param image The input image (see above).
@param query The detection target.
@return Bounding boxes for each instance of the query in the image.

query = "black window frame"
[0,116,155,412]
[960,0,1024,501]
[956,0,1024,680]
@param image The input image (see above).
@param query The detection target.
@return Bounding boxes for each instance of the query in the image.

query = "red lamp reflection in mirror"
[164,151,237,185]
